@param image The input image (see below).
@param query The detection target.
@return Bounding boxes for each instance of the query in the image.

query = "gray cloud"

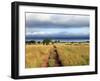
[26,13,90,28]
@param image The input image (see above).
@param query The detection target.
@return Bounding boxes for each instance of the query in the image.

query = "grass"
[56,43,89,66]
[25,42,89,68]
[25,44,53,68]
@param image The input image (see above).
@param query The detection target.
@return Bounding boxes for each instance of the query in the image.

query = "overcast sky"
[25,12,90,39]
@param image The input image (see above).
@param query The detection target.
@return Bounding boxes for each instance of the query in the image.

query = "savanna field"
[25,43,89,68]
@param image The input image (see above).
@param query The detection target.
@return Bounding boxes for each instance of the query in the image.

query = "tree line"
[26,39,61,45]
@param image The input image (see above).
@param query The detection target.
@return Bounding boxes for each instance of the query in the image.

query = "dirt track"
[48,45,62,67]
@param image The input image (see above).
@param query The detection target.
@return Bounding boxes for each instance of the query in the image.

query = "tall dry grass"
[25,43,89,68]
[25,44,53,68]
[56,43,89,66]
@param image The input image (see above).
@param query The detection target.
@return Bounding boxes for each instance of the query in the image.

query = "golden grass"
[25,44,53,68]
[56,43,89,66]
[25,43,89,68]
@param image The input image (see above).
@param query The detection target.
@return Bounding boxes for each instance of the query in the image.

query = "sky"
[25,12,90,41]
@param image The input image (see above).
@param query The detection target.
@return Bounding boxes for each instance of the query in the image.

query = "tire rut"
[48,45,62,67]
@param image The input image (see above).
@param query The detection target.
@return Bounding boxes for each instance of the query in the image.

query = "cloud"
[26,27,89,39]
[26,13,51,22]
[25,13,90,40]
[26,31,54,36]
[26,13,90,28]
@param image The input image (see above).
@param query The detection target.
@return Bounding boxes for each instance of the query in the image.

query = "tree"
[54,40,58,43]
[32,40,36,44]
[37,41,41,44]
[26,40,36,44]
[43,39,51,45]
[57,40,60,43]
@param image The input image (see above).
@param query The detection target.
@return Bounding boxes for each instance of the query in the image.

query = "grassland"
[55,43,89,66]
[25,44,53,68]
[25,42,89,68]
